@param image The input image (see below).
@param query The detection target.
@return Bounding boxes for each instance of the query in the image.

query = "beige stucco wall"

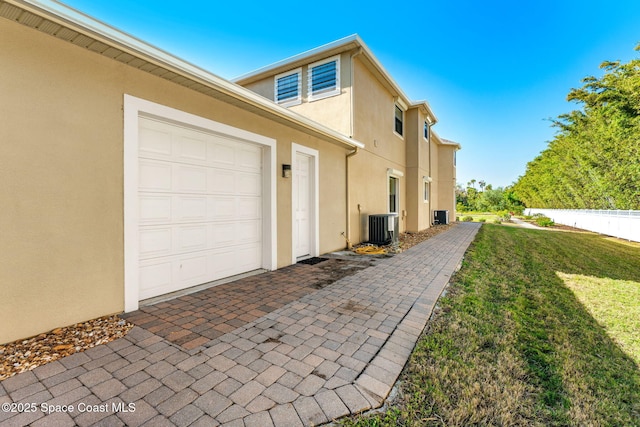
[436,144,458,217]
[405,108,433,232]
[0,18,349,344]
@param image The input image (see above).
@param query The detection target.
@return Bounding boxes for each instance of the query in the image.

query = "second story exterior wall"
[236,35,460,241]
[352,56,406,166]
[240,52,353,136]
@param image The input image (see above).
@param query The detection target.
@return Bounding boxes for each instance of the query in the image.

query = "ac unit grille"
[368,214,399,245]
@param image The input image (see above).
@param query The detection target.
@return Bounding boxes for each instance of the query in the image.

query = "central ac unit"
[368,214,399,245]
[434,210,449,225]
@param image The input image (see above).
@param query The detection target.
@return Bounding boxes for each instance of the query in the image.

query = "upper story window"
[394,105,404,137]
[308,56,340,101]
[275,68,302,106]
[424,121,429,140]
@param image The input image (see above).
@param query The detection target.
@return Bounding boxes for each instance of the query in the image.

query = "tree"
[514,44,640,209]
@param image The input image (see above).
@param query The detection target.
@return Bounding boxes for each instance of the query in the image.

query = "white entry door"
[137,117,263,300]
[294,152,312,259]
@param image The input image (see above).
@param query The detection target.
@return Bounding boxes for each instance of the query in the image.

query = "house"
[0,0,458,345]
[234,35,460,243]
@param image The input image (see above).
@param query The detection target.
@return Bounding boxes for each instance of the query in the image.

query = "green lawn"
[340,225,640,426]
[458,212,500,222]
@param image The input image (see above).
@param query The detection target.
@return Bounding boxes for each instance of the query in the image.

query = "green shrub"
[462,216,474,222]
[535,216,555,227]
[478,218,486,223]
[496,210,511,221]
[494,219,502,224]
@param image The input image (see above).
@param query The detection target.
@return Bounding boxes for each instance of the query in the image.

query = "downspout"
[428,121,435,225]
[345,147,359,249]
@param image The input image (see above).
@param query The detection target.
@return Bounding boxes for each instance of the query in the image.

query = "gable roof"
[0,0,364,150]
[234,34,439,124]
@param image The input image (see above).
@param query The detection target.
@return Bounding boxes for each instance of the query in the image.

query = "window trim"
[423,176,431,203]
[308,55,340,101]
[387,168,404,214]
[423,121,430,141]
[394,104,404,138]
[274,68,302,107]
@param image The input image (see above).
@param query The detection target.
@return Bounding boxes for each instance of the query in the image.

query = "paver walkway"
[121,258,373,350]
[0,223,480,427]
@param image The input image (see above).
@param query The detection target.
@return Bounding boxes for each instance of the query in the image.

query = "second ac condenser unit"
[434,210,449,225]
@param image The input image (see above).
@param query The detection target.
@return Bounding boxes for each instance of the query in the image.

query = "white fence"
[525,209,640,243]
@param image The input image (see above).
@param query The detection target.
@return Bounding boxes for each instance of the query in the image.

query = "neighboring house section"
[0,0,364,344]
[235,35,460,244]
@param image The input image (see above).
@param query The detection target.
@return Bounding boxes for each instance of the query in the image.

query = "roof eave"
[234,34,362,84]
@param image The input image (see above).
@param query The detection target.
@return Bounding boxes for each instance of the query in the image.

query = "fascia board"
[411,100,439,124]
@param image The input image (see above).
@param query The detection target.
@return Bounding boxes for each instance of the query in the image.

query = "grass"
[458,212,501,223]
[339,225,640,426]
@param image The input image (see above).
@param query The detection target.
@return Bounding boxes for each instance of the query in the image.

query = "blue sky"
[61,0,640,188]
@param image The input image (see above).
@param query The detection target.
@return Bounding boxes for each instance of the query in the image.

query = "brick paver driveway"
[0,223,480,427]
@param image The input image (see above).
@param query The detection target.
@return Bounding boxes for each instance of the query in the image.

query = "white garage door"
[137,117,263,300]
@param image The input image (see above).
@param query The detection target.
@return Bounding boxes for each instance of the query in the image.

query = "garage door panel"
[176,134,208,164]
[174,196,207,222]
[139,195,172,224]
[211,223,235,247]
[236,245,261,271]
[175,165,208,193]
[211,197,236,220]
[140,160,172,191]
[138,116,264,301]
[175,225,208,253]
[209,140,235,168]
[237,146,262,172]
[139,228,172,259]
[175,254,208,284]
[139,122,173,159]
[237,172,261,195]
[139,261,173,300]
[237,197,261,220]
[209,169,235,194]
[236,220,261,244]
